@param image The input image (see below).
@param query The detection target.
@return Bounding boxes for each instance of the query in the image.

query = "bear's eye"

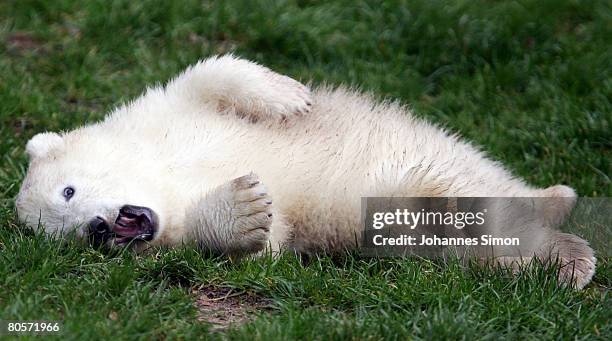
[63,186,75,201]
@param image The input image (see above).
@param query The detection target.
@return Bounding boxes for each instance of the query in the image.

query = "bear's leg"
[537,185,577,227]
[521,185,595,289]
[165,55,312,121]
[475,188,594,289]
[540,232,597,289]
[185,173,281,257]
[487,232,596,290]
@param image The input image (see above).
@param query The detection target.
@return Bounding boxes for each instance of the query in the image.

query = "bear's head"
[16,130,169,250]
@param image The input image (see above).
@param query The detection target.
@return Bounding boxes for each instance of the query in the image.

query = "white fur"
[16,55,595,288]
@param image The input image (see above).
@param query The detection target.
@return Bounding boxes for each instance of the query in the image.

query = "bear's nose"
[89,217,110,234]
[88,217,112,248]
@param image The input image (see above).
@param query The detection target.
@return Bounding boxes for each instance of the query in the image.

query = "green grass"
[0,0,610,339]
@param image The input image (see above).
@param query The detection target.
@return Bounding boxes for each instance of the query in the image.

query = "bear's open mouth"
[112,205,157,245]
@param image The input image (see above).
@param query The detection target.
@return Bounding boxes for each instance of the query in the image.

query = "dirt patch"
[194,285,273,332]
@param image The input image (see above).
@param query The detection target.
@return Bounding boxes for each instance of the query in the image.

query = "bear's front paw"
[227,173,273,253]
[262,70,312,120]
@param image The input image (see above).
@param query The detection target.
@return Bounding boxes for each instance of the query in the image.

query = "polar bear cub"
[15,55,595,289]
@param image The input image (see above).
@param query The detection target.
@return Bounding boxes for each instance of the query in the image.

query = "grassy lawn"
[1,0,610,339]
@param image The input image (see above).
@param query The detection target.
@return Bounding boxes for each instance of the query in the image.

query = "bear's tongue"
[113,216,143,238]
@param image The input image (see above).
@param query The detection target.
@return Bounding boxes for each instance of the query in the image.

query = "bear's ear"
[26,132,64,159]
